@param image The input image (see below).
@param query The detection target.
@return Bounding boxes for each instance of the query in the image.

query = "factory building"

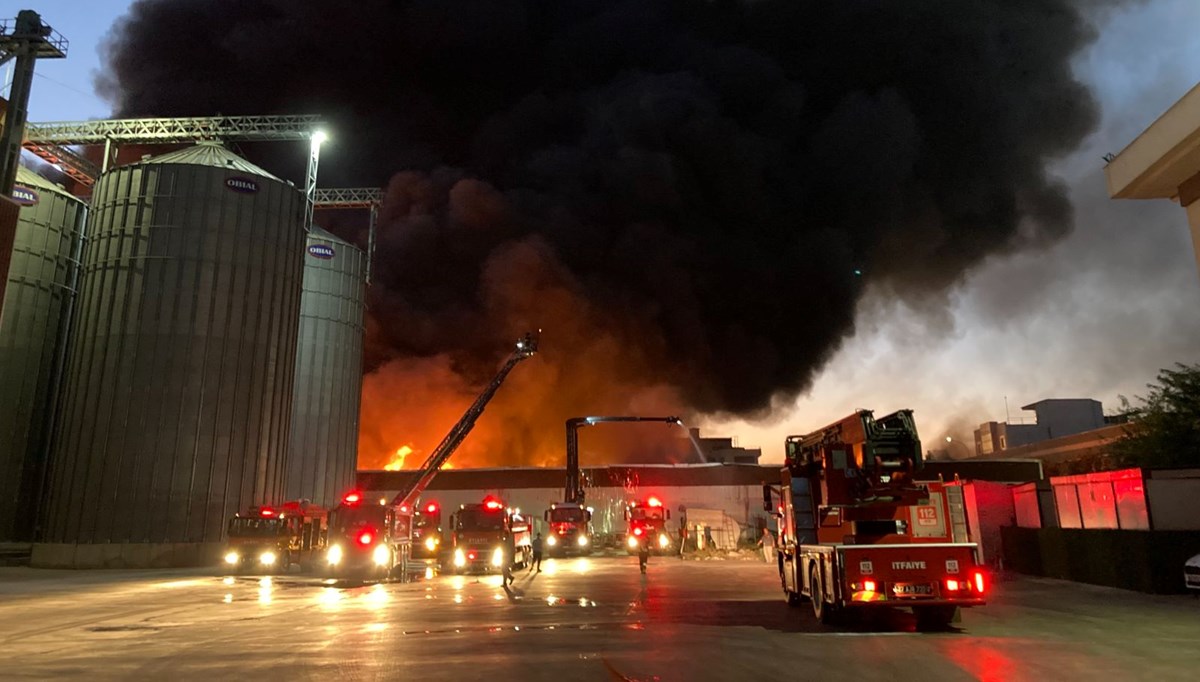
[686,428,762,464]
[360,464,779,546]
[974,398,1105,455]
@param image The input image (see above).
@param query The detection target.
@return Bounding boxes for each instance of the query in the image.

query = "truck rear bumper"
[844,598,986,609]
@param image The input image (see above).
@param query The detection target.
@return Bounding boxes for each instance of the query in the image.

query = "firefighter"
[638,540,650,574]
[530,533,544,573]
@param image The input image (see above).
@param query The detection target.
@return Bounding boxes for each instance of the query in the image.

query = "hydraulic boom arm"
[392,333,539,510]
[564,416,684,504]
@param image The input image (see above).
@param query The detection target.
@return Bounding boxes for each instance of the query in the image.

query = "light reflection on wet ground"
[2,558,1199,680]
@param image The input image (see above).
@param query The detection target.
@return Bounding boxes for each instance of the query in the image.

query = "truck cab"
[223,502,327,574]
[544,502,593,556]
[323,490,408,580]
[450,497,531,574]
[625,496,672,554]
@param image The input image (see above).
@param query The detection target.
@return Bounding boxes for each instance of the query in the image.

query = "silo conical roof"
[142,141,283,181]
[309,224,356,248]
[14,164,80,201]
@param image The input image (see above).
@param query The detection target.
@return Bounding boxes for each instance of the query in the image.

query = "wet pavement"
[2,557,1198,680]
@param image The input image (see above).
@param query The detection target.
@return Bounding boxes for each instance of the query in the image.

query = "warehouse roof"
[358,463,781,491]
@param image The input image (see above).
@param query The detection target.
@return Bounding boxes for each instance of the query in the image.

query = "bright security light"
[312,130,329,145]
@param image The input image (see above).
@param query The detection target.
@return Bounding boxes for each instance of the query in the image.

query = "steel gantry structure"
[313,187,384,284]
[21,114,328,228]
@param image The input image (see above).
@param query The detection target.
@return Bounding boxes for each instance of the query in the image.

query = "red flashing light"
[426,503,438,514]
[343,491,362,505]
[468,552,477,560]
[946,579,961,591]
[484,497,503,510]
[973,571,986,594]
[259,507,275,517]
[400,505,409,513]
[633,527,644,536]
[862,580,877,593]
[357,530,375,546]
[647,496,663,508]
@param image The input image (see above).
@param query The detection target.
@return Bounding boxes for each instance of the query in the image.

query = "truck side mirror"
[762,483,773,512]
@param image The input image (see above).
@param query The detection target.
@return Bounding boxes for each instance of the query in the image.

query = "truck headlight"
[224,551,239,565]
[546,535,557,547]
[577,535,589,547]
[327,545,343,565]
[453,548,466,568]
[373,545,391,566]
[260,551,277,566]
[424,537,437,552]
[627,536,639,549]
[491,547,505,567]
[658,534,669,549]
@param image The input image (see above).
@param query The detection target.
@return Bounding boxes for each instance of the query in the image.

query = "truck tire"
[914,605,957,631]
[810,564,836,624]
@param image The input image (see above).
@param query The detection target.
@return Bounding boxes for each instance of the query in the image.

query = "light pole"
[944,436,971,459]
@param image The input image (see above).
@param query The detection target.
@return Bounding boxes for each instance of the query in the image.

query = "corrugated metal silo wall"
[285,232,366,506]
[43,160,305,545]
[0,179,86,541]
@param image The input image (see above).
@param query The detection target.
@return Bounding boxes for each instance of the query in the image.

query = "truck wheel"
[914,605,957,631]
[810,564,836,624]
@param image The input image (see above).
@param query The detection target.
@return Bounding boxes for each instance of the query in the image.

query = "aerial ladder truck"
[767,409,987,629]
[550,416,686,554]
[323,333,538,579]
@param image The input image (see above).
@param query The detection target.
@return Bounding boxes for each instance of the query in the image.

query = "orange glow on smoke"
[358,239,695,471]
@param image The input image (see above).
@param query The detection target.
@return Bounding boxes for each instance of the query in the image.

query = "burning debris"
[100,1,1101,467]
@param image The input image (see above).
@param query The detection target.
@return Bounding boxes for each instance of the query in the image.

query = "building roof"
[1020,398,1101,410]
[358,464,780,492]
[14,164,79,202]
[919,459,1044,483]
[1105,82,1200,200]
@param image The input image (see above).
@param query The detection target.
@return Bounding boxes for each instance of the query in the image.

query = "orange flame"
[383,445,414,471]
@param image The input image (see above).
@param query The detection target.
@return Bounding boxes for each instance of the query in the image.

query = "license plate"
[892,583,933,597]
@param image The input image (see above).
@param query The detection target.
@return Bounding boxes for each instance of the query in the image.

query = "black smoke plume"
[98,1,1099,427]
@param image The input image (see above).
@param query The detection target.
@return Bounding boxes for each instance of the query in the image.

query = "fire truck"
[323,490,411,580]
[544,502,593,556]
[449,496,533,574]
[223,500,328,574]
[558,416,687,554]
[413,501,444,561]
[624,496,673,554]
[767,409,987,629]
[323,333,538,580]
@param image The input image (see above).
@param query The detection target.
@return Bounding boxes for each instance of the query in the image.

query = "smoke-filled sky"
[19,0,1200,464]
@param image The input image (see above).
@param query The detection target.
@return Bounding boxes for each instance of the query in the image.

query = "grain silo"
[285,226,366,506]
[0,166,87,542]
[40,143,305,566]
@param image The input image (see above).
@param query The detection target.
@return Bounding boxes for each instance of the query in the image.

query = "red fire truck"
[625,496,673,554]
[413,500,444,561]
[323,490,409,580]
[449,496,533,574]
[544,502,593,556]
[768,409,987,629]
[223,500,328,574]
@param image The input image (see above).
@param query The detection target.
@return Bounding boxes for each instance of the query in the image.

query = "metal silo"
[42,143,305,561]
[285,226,366,506]
[0,166,86,542]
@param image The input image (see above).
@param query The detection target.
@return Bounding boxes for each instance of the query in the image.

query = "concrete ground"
[1,556,1198,680]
